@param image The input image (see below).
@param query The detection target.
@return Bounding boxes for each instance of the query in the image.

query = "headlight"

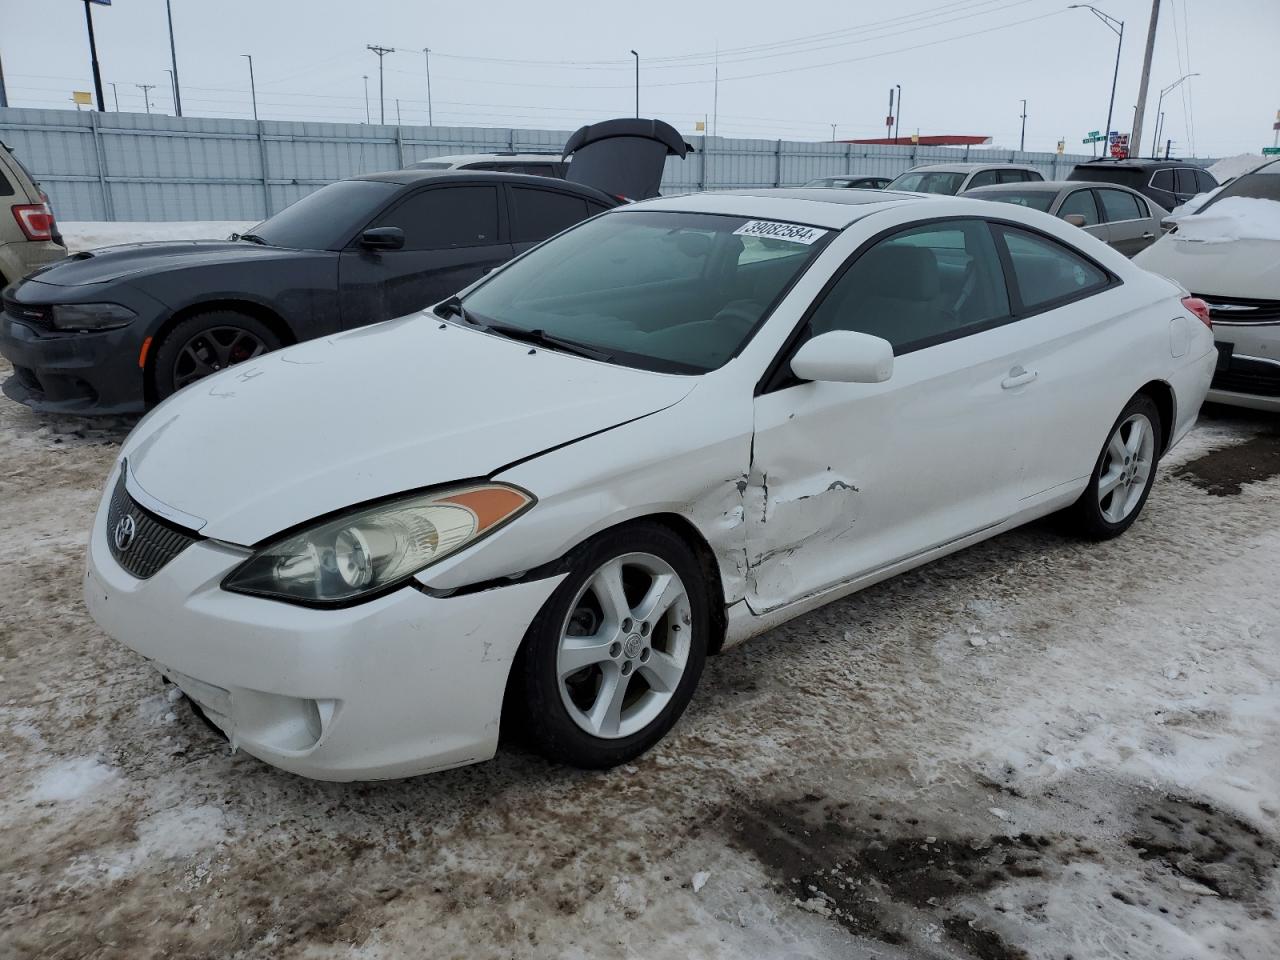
[50,302,137,331]
[222,483,534,605]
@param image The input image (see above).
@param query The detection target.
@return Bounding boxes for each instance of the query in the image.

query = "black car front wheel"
[152,311,282,399]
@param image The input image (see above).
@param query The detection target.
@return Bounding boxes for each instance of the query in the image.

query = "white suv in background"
[887,163,1045,196]
[405,153,568,178]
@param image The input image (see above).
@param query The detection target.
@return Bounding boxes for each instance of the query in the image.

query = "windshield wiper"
[485,322,614,362]
[235,233,269,245]
[435,294,484,327]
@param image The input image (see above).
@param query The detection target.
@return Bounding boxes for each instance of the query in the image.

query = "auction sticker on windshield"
[732,220,828,244]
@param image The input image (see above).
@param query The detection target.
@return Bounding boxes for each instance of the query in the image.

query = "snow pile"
[1207,153,1269,184]
[1171,196,1280,243]
[59,221,255,254]
[28,756,120,803]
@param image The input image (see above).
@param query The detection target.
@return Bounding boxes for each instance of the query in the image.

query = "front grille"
[1212,356,1280,398]
[1194,293,1280,324]
[106,467,200,579]
[1,292,52,328]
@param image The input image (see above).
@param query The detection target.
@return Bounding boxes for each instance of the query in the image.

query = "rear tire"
[152,310,281,400]
[514,522,709,769]
[1062,393,1163,541]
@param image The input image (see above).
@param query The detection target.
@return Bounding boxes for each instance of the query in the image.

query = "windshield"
[1196,161,1280,214]
[459,210,832,373]
[969,190,1055,212]
[249,179,398,250]
[887,171,966,195]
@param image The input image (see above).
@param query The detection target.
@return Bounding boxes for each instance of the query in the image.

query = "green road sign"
[1087,130,1100,138]
[1263,147,1280,156]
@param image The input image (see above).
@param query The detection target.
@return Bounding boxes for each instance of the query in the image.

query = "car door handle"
[1141,232,1155,239]
[1001,367,1038,389]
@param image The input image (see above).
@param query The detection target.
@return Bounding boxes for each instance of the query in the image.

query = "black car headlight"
[50,302,137,331]
[223,484,534,605]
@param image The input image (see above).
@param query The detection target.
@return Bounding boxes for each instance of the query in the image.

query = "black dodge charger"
[0,170,625,414]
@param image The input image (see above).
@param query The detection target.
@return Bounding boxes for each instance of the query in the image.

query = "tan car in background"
[0,141,65,288]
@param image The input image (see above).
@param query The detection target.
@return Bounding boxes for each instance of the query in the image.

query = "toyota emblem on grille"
[113,514,137,552]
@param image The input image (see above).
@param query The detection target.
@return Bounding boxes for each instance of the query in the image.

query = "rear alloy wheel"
[1064,394,1163,540]
[153,311,282,399]
[515,524,708,768]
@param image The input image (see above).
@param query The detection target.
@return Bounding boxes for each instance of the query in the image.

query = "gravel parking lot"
[2,358,1278,960]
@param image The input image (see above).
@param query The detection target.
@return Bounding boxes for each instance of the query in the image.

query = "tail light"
[12,203,55,242]
[1181,296,1212,330]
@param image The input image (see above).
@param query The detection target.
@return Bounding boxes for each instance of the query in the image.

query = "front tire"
[152,310,281,400]
[1063,394,1163,541]
[515,523,709,769]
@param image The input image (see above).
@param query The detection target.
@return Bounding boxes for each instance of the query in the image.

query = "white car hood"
[1134,234,1280,300]
[122,315,696,545]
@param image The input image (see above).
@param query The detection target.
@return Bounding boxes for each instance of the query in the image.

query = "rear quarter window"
[0,167,12,198]
[996,226,1110,311]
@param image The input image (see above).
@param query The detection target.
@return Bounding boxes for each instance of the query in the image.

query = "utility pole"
[630,50,639,118]
[1019,99,1027,151]
[136,83,155,114]
[82,0,107,111]
[362,75,370,123]
[712,46,719,137]
[165,0,182,116]
[422,48,433,126]
[396,98,401,125]
[241,55,258,121]
[894,84,902,141]
[1130,0,1161,158]
[0,49,8,108]
[109,81,119,111]
[367,45,395,124]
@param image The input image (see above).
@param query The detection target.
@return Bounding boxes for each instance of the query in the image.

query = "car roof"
[349,168,614,202]
[1071,157,1200,169]
[416,153,563,165]
[900,162,1041,173]
[964,180,1146,194]
[627,188,924,229]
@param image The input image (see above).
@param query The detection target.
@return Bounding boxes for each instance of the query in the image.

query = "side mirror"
[360,226,405,250]
[1063,213,1087,228]
[791,330,894,384]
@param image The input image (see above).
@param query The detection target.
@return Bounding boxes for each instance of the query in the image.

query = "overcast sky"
[1,0,1275,157]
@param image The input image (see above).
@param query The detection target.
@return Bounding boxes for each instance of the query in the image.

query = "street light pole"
[164,69,175,114]
[1151,73,1198,157]
[362,75,370,123]
[422,48,433,126]
[1019,99,1027,151]
[831,123,837,141]
[241,54,258,122]
[894,84,902,141]
[367,45,396,125]
[82,0,106,111]
[630,50,639,118]
[165,0,182,116]
[108,81,119,111]
[1069,5,1124,157]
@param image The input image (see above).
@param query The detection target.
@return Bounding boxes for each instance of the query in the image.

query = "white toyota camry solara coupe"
[84,188,1216,780]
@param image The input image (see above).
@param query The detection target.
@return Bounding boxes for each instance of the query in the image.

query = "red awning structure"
[844,135,993,146]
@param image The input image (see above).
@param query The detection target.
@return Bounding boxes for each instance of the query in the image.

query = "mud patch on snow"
[1127,796,1279,905]
[722,792,1055,956]
[1175,430,1280,496]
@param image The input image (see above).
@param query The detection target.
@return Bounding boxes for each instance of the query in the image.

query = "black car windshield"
[459,210,832,373]
[249,179,398,250]
[970,190,1056,212]
[887,171,966,195]
[1196,162,1280,214]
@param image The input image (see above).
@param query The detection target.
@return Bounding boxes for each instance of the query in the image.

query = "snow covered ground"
[0,362,1277,959]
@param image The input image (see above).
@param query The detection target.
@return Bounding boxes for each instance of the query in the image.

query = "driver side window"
[805,219,1011,354]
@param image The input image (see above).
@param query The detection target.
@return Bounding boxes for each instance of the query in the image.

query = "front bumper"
[1209,329,1280,413]
[83,480,565,780]
[0,311,149,415]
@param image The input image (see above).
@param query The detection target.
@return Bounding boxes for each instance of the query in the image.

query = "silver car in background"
[963,181,1168,257]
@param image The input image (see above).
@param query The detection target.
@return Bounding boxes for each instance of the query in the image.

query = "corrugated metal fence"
[0,107,1210,222]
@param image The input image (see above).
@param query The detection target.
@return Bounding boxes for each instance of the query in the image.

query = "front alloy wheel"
[514,523,708,768]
